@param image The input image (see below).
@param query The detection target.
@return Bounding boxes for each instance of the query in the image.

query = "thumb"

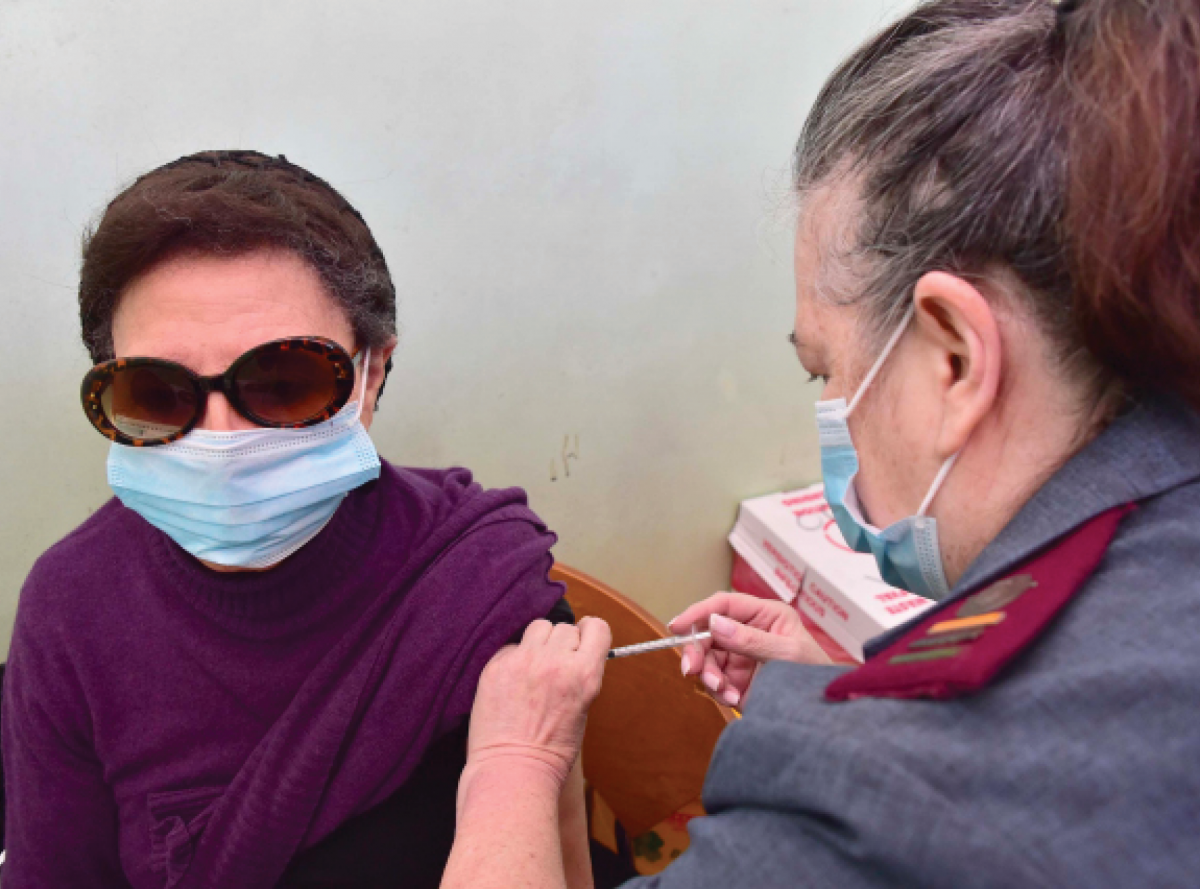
[709,613,797,663]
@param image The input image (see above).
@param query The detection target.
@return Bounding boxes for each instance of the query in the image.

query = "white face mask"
[107,349,381,568]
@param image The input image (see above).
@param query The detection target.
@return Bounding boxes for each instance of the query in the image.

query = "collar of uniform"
[863,394,1200,659]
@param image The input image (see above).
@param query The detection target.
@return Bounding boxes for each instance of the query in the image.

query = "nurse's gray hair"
[794,0,1200,412]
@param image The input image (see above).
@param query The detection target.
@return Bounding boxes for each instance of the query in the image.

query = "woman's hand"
[463,616,612,792]
[444,617,611,889]
[670,592,832,707]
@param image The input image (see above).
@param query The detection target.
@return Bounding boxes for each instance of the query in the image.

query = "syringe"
[607,630,711,660]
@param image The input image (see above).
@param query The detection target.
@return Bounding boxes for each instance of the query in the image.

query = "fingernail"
[680,654,691,676]
[722,687,741,707]
[702,671,721,693]
[710,614,735,641]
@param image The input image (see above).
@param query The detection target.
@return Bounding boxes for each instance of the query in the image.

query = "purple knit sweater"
[2,461,564,888]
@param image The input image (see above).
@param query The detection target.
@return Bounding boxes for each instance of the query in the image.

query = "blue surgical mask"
[107,349,381,569]
[815,308,958,600]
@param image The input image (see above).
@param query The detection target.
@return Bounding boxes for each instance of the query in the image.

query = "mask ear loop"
[836,303,961,521]
[916,450,959,519]
[842,305,915,419]
[350,347,372,423]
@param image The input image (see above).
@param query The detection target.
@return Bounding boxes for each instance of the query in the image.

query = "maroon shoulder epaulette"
[825,504,1134,702]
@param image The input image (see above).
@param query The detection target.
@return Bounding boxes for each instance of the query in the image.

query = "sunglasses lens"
[235,345,341,424]
[102,364,198,440]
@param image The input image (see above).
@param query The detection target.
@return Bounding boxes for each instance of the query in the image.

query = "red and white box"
[728,483,934,663]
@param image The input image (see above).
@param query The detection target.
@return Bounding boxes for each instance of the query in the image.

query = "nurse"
[443,0,1200,885]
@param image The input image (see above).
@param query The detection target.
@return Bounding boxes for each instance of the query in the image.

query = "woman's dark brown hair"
[79,151,397,380]
[793,0,1200,413]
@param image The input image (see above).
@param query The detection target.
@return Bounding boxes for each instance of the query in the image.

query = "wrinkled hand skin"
[671,591,832,707]
[461,616,612,799]
[443,617,612,889]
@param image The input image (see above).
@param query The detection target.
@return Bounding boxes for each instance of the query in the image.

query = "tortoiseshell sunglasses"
[81,336,359,447]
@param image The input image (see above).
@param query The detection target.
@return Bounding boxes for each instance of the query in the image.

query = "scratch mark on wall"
[562,433,580,478]
[551,434,581,481]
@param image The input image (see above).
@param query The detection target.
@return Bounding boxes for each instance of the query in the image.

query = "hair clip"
[1049,0,1080,11]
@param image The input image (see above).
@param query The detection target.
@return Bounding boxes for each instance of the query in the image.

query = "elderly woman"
[446,1,1200,885]
[2,152,589,888]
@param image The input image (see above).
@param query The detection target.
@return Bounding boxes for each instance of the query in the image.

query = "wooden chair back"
[551,564,735,837]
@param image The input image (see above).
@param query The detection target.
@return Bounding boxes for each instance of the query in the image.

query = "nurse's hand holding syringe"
[668,592,833,707]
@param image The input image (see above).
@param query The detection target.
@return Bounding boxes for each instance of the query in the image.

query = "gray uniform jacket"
[628,396,1200,888]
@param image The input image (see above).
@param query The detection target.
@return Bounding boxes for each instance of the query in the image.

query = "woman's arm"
[446,752,591,889]
[2,626,128,886]
[448,757,567,889]
[540,597,593,886]
[442,618,611,889]
[559,758,593,889]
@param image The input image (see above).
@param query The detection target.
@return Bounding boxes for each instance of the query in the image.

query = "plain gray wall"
[0,0,902,657]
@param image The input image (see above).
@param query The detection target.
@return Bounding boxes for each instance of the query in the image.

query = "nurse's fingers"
[699,648,729,697]
[689,648,744,708]
[721,650,760,697]
[668,591,794,635]
[709,612,797,660]
[679,633,713,677]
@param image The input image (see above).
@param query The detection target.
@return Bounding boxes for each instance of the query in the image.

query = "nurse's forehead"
[792,180,865,347]
[792,227,837,350]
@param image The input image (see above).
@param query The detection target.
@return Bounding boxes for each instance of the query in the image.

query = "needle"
[607,630,712,660]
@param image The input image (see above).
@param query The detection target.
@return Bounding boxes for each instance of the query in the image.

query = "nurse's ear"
[911,271,1002,458]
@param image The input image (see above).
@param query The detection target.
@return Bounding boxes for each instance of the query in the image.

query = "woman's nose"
[196,391,258,431]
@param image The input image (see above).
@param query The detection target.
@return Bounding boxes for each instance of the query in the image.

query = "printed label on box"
[728,483,934,661]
